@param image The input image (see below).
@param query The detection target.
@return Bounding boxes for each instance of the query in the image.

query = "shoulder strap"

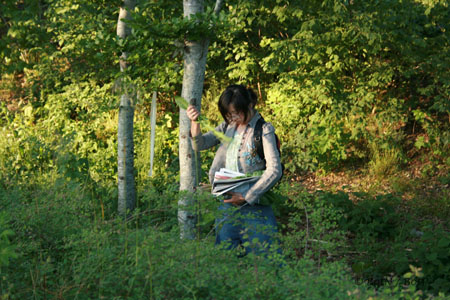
[254,116,284,179]
[254,117,282,158]
[254,117,265,161]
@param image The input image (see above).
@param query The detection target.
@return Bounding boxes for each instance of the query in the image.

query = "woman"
[187,84,282,255]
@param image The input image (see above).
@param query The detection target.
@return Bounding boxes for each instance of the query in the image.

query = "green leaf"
[414,136,427,149]
[175,96,231,143]
[403,272,413,279]
[203,123,231,143]
[174,96,188,110]
[437,238,450,248]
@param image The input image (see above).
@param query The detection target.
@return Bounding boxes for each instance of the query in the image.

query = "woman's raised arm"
[187,105,201,137]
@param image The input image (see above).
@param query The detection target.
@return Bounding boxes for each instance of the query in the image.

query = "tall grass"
[1,171,448,299]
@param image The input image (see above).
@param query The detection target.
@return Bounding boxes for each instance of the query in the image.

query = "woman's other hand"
[187,105,200,122]
[224,192,246,206]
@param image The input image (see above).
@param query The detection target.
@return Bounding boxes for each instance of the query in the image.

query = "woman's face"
[226,104,252,125]
[226,104,244,125]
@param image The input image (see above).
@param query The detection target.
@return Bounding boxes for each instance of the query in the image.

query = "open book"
[211,168,260,196]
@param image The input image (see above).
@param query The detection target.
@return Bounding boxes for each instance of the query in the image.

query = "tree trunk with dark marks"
[178,0,224,239]
[117,0,136,217]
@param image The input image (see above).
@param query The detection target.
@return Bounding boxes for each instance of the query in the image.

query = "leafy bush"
[0,175,362,299]
[0,213,17,268]
[3,172,448,299]
[208,0,449,171]
[282,188,348,261]
[410,226,450,294]
[329,192,450,295]
[281,188,450,296]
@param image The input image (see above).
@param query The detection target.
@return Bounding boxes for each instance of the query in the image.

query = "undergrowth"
[1,172,449,299]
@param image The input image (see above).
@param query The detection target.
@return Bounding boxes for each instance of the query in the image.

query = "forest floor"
[296,157,450,225]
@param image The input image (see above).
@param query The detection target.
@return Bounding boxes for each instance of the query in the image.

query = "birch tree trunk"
[117,0,136,217]
[178,0,224,239]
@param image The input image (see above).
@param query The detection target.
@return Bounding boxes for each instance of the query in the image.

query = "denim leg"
[215,203,280,256]
[215,203,242,250]
[239,205,279,256]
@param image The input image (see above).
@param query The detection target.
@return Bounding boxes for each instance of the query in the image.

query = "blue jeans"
[215,202,279,256]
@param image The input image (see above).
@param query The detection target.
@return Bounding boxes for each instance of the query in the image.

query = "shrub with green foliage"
[409,226,450,294]
[2,175,448,299]
[274,186,450,296]
[312,191,450,295]
[0,213,17,268]
[282,188,347,261]
[208,0,449,171]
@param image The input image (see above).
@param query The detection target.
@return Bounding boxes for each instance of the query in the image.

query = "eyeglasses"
[226,111,242,120]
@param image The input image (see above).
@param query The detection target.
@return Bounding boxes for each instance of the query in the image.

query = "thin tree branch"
[213,0,224,15]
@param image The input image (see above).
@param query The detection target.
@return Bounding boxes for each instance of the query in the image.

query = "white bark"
[117,0,136,217]
[148,91,157,177]
[213,0,224,14]
[178,0,223,239]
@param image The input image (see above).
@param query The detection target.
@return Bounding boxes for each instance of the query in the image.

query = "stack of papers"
[212,168,260,196]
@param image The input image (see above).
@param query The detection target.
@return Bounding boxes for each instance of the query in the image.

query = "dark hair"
[218,84,257,124]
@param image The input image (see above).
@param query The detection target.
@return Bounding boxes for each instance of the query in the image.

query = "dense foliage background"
[0,0,449,298]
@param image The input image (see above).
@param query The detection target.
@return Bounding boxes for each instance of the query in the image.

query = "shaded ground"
[295,158,450,225]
